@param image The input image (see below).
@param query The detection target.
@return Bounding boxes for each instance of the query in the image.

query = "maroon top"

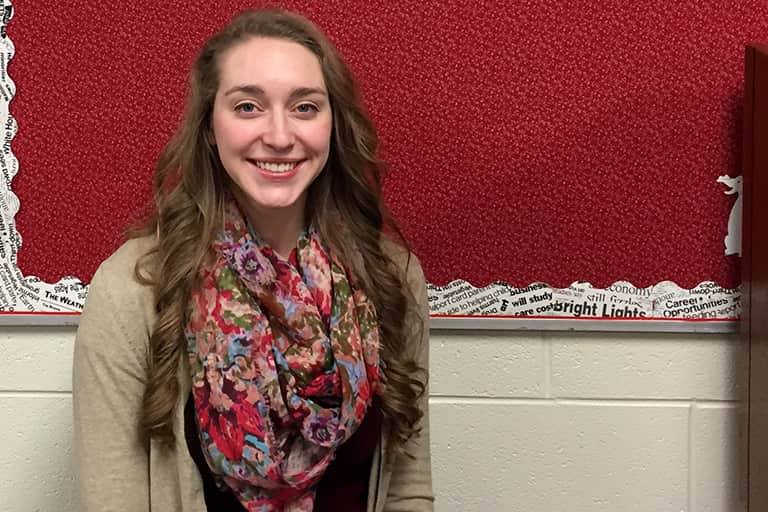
[184,394,382,511]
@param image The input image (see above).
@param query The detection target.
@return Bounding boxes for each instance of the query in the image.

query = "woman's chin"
[238,193,307,215]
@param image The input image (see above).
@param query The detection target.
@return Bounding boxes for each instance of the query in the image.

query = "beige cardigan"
[73,237,433,512]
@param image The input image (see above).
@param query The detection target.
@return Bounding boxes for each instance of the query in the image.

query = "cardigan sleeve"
[382,255,435,511]
[72,252,152,512]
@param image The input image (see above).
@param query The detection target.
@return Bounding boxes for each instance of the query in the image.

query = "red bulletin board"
[3,1,765,323]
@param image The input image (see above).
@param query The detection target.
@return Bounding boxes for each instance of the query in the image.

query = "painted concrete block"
[430,400,689,512]
[691,405,746,512]
[550,333,744,401]
[430,332,546,398]
[0,327,76,392]
[0,395,79,512]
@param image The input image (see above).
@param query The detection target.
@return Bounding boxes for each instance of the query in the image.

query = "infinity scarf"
[185,200,381,511]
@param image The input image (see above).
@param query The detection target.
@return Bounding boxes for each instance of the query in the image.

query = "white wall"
[0,327,746,511]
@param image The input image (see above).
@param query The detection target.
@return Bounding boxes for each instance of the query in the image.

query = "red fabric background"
[9,1,767,288]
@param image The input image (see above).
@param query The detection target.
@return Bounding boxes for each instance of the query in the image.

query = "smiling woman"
[71,8,433,512]
[212,37,333,256]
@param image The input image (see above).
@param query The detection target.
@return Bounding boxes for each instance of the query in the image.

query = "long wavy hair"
[130,8,426,452]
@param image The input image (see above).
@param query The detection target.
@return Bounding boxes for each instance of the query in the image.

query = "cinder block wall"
[0,327,746,511]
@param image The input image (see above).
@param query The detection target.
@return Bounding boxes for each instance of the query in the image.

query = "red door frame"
[743,43,768,512]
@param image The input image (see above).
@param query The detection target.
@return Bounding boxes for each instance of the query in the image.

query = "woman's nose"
[262,112,295,150]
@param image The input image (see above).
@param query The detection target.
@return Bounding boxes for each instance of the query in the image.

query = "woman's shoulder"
[380,236,429,337]
[380,235,425,288]
[94,235,156,286]
[74,236,158,374]
[84,235,157,331]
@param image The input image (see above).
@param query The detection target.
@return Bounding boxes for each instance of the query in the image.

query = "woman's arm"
[72,252,152,511]
[383,256,434,511]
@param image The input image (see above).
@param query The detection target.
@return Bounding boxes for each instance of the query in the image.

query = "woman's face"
[211,37,332,221]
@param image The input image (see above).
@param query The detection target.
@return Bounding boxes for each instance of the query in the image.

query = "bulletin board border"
[0,306,741,332]
[0,312,738,333]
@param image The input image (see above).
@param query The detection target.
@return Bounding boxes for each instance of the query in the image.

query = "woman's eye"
[296,103,318,114]
[235,102,257,114]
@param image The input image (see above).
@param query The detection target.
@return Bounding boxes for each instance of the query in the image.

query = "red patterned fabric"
[11,2,768,288]
[186,199,380,510]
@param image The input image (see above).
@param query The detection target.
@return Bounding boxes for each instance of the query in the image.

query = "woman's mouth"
[248,159,304,179]
[252,160,301,173]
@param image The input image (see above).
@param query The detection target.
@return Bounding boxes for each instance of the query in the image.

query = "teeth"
[255,161,296,173]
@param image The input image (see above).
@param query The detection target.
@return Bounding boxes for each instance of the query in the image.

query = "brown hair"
[131,8,426,452]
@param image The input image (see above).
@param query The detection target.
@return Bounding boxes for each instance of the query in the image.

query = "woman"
[72,8,433,512]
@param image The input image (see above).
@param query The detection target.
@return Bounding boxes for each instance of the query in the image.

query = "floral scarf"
[185,200,381,511]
